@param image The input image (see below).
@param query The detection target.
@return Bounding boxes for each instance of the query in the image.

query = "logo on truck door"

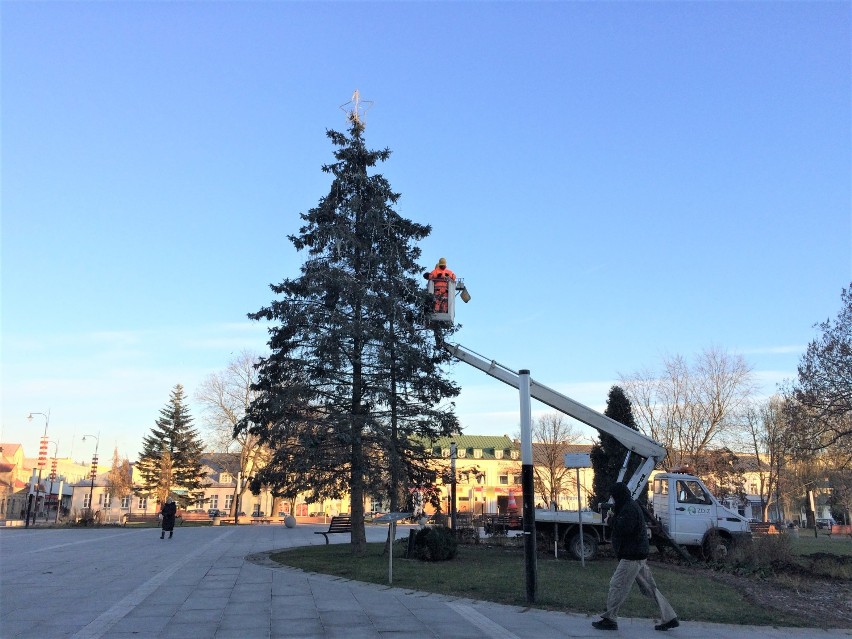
[687,505,712,515]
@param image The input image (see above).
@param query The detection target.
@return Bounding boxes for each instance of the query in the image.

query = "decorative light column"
[82,433,100,522]
[26,412,50,527]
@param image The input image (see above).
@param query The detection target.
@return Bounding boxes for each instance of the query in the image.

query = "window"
[225,494,234,510]
[210,495,219,509]
[103,493,111,508]
[499,475,509,485]
[749,482,758,494]
[121,496,131,509]
[510,450,519,460]
[513,475,522,485]
[457,449,466,458]
[138,497,147,510]
[676,480,710,505]
[220,472,232,484]
[473,449,482,459]
[83,493,91,509]
[370,497,383,513]
[441,449,450,458]
[495,450,504,460]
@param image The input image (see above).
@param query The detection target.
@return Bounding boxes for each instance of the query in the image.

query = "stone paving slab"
[0,524,849,638]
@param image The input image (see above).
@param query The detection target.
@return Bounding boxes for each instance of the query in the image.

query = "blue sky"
[2,1,850,462]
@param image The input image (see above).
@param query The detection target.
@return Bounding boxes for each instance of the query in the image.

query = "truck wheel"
[566,532,598,561]
[702,533,731,561]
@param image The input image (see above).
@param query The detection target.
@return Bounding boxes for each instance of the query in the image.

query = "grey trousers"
[602,559,677,623]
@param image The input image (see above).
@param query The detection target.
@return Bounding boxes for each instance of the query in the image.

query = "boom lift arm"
[444,342,666,499]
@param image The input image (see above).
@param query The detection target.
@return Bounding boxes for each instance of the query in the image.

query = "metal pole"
[519,369,537,604]
[577,467,585,568]
[235,472,241,525]
[55,480,64,524]
[388,521,396,585]
[450,441,457,530]
[47,474,55,523]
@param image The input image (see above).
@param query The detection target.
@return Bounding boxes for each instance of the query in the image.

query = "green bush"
[412,525,458,561]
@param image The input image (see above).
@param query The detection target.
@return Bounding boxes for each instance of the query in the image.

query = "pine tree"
[238,117,459,555]
[136,384,205,507]
[589,385,645,510]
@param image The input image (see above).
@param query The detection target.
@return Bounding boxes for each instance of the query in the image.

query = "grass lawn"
[270,538,818,627]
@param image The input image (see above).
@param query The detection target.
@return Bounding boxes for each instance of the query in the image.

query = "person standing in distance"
[592,482,679,632]
[160,497,177,540]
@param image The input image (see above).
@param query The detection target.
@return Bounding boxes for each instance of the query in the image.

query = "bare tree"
[531,413,581,508]
[621,346,755,472]
[741,396,793,521]
[106,447,133,507]
[786,284,852,457]
[195,350,270,516]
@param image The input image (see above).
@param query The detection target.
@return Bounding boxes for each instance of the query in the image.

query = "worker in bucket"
[424,257,456,313]
[592,482,679,632]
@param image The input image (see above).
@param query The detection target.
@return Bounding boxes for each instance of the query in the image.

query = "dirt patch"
[708,570,852,629]
[648,552,852,630]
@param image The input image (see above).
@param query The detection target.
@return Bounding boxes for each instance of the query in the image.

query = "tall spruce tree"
[136,384,205,507]
[589,385,645,510]
[238,115,459,555]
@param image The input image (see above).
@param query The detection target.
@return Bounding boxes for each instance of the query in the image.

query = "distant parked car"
[207,509,224,517]
[816,518,835,530]
[251,510,264,518]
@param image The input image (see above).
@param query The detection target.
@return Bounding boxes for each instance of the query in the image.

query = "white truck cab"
[652,472,751,557]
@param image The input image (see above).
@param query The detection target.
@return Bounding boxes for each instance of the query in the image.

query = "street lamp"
[82,433,100,523]
[26,412,50,527]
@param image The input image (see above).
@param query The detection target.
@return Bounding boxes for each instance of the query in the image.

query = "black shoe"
[592,618,618,631]
[169,532,173,538]
[655,618,679,631]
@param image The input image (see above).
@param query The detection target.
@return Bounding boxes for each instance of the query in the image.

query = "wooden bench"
[483,514,523,535]
[315,515,351,543]
[122,513,161,526]
[749,521,779,535]
[179,511,211,526]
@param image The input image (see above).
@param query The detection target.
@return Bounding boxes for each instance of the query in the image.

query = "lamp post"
[26,412,50,527]
[82,433,100,523]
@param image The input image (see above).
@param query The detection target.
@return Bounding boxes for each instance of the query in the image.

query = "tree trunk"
[350,430,366,555]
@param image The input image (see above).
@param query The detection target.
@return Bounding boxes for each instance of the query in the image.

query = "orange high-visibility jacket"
[426,265,456,282]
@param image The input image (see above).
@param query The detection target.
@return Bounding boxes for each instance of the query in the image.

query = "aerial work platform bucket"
[428,279,456,324]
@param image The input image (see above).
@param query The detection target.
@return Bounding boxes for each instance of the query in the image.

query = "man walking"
[592,482,679,632]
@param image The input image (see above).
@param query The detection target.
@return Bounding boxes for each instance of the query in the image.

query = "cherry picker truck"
[441,341,753,561]
[423,263,751,561]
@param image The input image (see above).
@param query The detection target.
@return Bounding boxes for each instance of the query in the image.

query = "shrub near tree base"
[412,526,458,561]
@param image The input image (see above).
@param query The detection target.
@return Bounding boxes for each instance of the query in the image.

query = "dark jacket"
[160,501,177,532]
[609,483,649,560]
